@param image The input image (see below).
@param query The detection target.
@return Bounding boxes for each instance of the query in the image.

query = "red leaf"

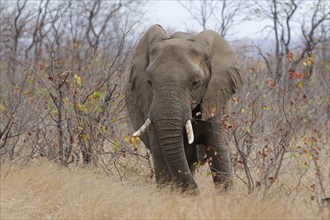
[209,107,216,117]
[310,184,316,190]
[250,66,256,72]
[266,79,276,89]
[207,146,213,151]
[268,176,275,183]
[287,52,294,62]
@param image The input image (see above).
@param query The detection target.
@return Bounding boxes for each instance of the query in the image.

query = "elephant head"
[126,25,242,191]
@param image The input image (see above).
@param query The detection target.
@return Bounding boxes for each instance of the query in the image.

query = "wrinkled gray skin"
[125,25,242,192]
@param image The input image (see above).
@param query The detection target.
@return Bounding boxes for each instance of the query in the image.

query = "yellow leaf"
[0,104,7,113]
[263,105,271,110]
[295,81,304,89]
[74,74,82,85]
[132,137,140,143]
[51,109,58,114]
[124,135,129,142]
[79,133,88,140]
[100,125,107,134]
[246,125,251,133]
[97,105,103,112]
[93,91,102,99]
[77,103,87,113]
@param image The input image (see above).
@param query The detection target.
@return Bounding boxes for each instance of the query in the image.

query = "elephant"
[125,25,242,193]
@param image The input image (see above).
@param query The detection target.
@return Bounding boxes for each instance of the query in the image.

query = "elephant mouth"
[133,118,194,144]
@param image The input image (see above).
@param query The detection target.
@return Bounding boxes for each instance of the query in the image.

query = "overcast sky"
[143,1,272,39]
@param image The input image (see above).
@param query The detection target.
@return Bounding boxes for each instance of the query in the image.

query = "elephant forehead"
[149,40,207,72]
[150,39,206,61]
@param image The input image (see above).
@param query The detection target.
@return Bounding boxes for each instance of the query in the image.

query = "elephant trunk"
[151,86,198,191]
[133,118,194,144]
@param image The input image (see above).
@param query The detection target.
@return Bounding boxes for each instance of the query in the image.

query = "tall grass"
[1,161,328,219]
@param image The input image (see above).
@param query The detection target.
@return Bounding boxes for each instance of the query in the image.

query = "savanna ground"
[1,1,330,219]
[1,159,329,220]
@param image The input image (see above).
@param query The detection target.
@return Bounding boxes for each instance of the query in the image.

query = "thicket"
[0,0,148,175]
[0,0,329,213]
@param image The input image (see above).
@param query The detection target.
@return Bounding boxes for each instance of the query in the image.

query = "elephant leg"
[203,119,232,192]
[196,144,207,163]
[147,128,172,186]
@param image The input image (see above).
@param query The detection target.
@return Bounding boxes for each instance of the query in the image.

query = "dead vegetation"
[1,161,328,219]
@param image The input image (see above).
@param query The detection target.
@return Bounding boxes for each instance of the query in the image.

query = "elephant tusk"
[133,118,152,137]
[185,120,194,144]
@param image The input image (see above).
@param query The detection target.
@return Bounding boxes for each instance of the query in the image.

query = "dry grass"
[0,161,328,220]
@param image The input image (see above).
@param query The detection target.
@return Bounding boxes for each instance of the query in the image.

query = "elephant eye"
[147,79,152,87]
[192,79,200,88]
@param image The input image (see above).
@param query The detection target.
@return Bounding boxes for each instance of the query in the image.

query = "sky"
[144,1,272,40]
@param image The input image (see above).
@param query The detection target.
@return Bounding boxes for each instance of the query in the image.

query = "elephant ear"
[126,25,168,129]
[193,30,242,120]
[131,25,168,81]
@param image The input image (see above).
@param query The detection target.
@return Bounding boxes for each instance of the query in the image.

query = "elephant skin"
[125,24,242,193]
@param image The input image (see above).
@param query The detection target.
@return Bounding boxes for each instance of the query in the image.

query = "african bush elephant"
[125,25,242,192]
